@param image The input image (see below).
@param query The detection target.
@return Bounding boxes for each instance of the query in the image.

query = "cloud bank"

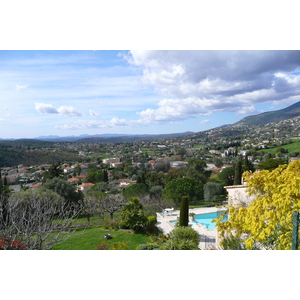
[40,51,300,131]
[127,50,300,123]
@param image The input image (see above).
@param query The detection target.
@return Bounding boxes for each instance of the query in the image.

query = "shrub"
[120,197,148,232]
[102,217,120,230]
[96,242,109,250]
[160,226,200,250]
[0,237,26,250]
[145,215,157,232]
[221,234,246,250]
[137,243,159,250]
[109,242,130,250]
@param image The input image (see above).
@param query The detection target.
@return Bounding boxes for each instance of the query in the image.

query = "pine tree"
[179,196,189,227]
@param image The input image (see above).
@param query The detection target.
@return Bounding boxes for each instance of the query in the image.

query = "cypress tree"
[243,155,255,172]
[234,159,243,185]
[179,196,189,227]
[103,169,108,182]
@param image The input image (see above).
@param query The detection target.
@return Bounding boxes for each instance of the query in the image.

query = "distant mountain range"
[0,131,195,143]
[76,132,195,143]
[235,101,300,126]
[33,133,136,142]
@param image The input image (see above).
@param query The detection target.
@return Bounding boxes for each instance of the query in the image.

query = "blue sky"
[1,50,300,139]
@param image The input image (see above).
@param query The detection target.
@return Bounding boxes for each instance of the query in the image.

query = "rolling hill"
[235,101,300,126]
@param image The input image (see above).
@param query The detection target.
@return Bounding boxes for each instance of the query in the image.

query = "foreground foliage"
[216,160,300,250]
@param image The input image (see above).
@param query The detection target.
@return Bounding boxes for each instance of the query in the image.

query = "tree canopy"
[257,157,288,171]
[123,183,148,200]
[216,160,300,250]
[162,178,203,203]
[182,159,211,183]
[42,177,83,205]
[120,197,148,232]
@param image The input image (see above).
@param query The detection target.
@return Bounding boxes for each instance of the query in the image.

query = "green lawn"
[52,226,152,250]
[261,141,300,154]
[192,144,206,148]
[140,148,154,155]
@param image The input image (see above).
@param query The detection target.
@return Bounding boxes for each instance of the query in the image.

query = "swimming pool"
[170,211,227,230]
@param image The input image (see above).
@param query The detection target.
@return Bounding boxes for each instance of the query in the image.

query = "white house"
[225,183,255,207]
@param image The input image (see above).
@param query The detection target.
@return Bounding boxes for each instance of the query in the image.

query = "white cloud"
[200,119,210,124]
[126,50,300,120]
[109,117,127,127]
[57,106,83,117]
[35,102,82,117]
[16,84,28,90]
[0,107,12,122]
[236,105,261,115]
[136,97,232,123]
[56,117,129,130]
[89,109,99,117]
[35,102,58,114]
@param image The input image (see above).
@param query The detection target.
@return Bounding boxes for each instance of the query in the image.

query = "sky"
[0,50,300,139]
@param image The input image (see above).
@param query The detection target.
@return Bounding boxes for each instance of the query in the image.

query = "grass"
[261,141,300,154]
[140,148,155,155]
[52,226,152,250]
[191,144,206,149]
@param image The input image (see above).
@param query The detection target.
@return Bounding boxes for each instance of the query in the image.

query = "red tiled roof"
[81,183,95,187]
[31,183,42,188]
[68,178,79,182]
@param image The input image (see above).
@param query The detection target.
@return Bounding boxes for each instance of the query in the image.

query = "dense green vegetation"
[0,144,79,167]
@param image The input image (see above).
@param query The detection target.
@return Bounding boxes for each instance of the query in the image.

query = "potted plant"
[189,212,195,221]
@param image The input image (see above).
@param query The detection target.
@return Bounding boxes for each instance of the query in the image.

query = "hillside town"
[3,114,300,196]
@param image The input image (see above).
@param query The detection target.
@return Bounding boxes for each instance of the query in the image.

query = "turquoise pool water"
[170,211,227,230]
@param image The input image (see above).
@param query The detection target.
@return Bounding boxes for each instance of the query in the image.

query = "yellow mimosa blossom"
[216,160,300,250]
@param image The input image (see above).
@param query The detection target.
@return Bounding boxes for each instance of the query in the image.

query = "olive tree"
[0,188,79,250]
[100,194,126,219]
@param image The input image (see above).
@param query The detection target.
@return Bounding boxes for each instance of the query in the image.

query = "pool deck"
[156,206,226,250]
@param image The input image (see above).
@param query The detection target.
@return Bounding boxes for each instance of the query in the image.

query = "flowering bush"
[0,237,26,250]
